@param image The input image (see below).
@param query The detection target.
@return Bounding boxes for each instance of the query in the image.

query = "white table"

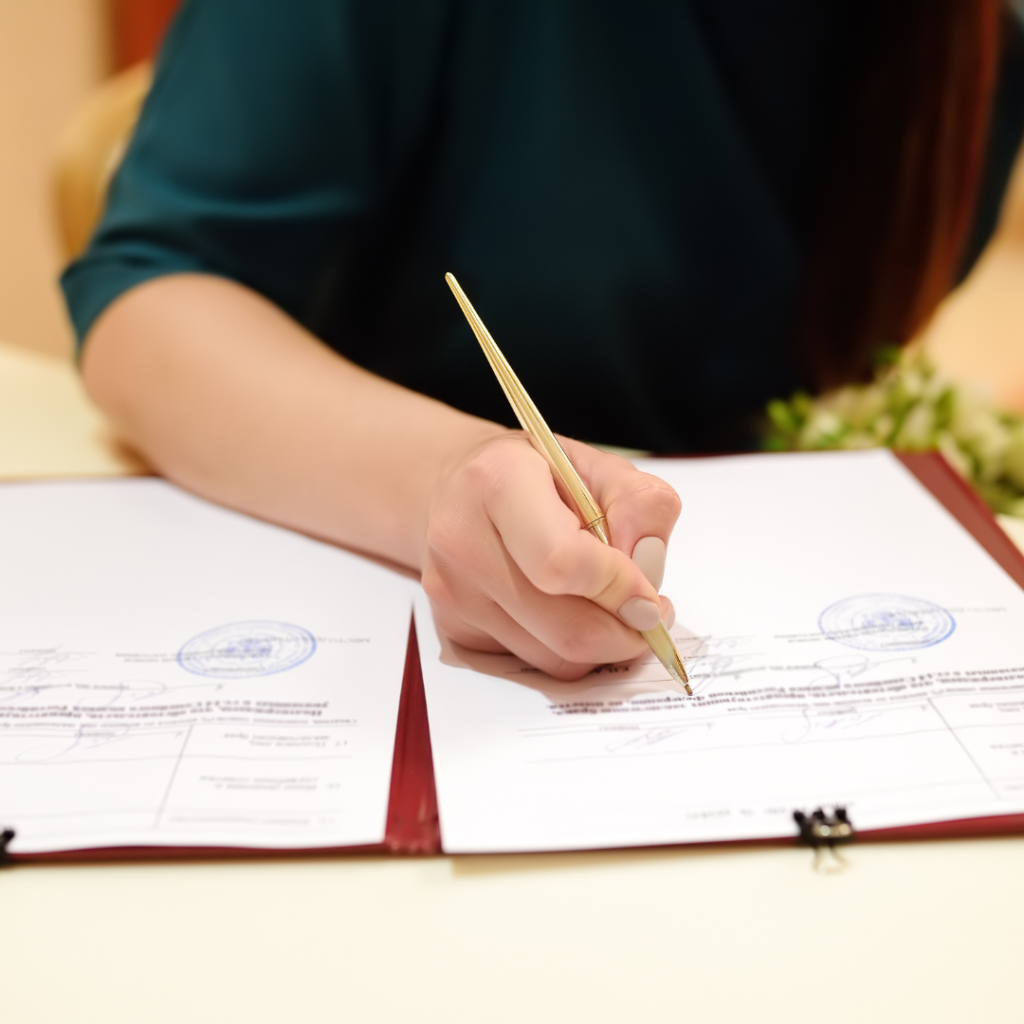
[3,341,1022,1024]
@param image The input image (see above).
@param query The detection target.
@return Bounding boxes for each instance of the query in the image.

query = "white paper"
[0,480,414,854]
[418,450,1024,852]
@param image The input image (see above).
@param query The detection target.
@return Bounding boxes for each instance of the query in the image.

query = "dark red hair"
[802,0,1004,389]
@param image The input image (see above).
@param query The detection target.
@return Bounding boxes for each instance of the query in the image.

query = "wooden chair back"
[53,62,152,260]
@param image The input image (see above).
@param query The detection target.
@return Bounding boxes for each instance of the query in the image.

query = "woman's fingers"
[427,531,656,667]
[427,559,675,679]
[479,440,666,625]
[429,591,600,681]
[422,430,682,673]
[558,437,682,587]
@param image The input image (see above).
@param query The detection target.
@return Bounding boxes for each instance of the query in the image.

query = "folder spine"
[383,618,442,855]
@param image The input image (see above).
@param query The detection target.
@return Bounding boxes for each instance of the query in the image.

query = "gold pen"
[445,272,692,695]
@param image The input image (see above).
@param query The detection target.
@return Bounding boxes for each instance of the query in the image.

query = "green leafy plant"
[765,347,1024,518]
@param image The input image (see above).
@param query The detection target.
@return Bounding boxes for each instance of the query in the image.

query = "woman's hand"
[421,431,681,679]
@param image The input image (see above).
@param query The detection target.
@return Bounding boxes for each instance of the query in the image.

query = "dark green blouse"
[62,0,1024,452]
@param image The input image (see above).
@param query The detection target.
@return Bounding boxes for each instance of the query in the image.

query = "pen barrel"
[586,517,609,545]
[523,431,607,536]
[445,271,691,697]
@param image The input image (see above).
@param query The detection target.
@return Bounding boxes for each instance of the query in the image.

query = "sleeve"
[60,0,435,349]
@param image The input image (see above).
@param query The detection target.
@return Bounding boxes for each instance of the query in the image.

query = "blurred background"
[1,0,1022,399]
[0,0,176,360]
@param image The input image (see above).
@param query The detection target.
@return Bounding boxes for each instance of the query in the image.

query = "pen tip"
[673,657,691,694]
[666,659,692,696]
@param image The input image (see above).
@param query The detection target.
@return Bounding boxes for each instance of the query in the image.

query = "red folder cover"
[7,451,1023,863]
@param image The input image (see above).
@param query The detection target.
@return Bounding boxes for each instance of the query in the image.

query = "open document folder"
[4,450,1024,860]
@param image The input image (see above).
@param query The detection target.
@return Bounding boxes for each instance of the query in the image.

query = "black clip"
[0,828,15,866]
[794,807,854,872]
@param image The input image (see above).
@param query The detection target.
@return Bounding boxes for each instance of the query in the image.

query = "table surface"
[3,341,1022,1024]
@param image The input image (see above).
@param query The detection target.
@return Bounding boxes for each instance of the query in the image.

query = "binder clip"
[793,807,854,873]
[0,828,15,867]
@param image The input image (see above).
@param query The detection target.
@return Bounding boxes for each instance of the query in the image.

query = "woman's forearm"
[83,272,680,679]
[81,273,506,570]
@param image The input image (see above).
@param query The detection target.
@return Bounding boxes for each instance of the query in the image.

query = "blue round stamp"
[819,595,955,652]
[178,621,316,678]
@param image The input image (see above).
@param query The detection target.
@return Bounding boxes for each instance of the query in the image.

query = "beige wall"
[923,148,1024,412]
[0,0,110,359]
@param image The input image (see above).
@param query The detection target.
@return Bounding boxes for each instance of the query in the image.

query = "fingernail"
[618,596,662,631]
[662,598,675,629]
[632,536,666,590]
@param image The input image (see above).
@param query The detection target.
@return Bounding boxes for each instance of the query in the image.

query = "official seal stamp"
[819,594,955,652]
[178,621,316,678]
